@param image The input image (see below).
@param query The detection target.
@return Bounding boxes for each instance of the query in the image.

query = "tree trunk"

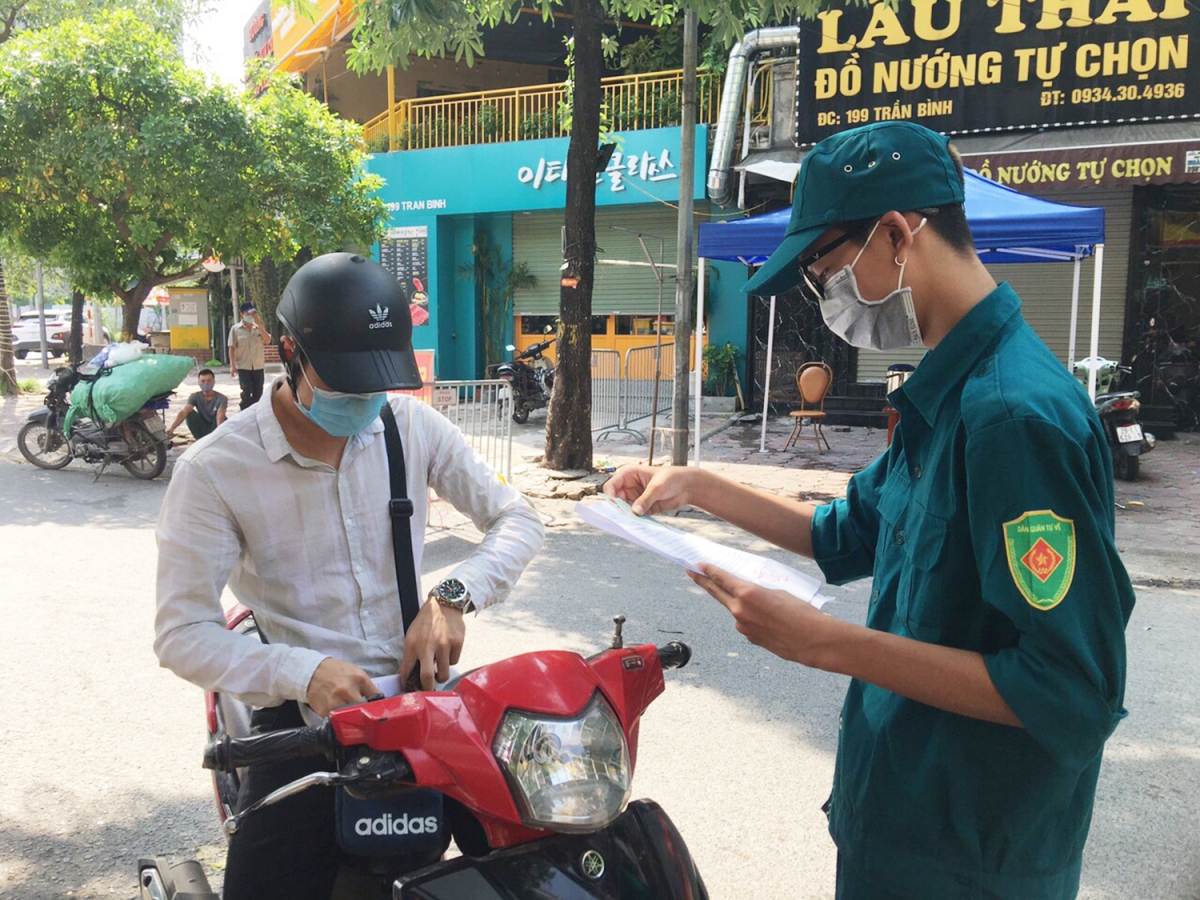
[69,289,85,364]
[121,273,156,341]
[544,0,602,471]
[0,260,16,394]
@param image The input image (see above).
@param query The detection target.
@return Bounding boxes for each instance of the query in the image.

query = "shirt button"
[355,565,363,573]
[345,517,354,526]
[895,530,906,545]
[913,465,922,479]
[363,609,371,617]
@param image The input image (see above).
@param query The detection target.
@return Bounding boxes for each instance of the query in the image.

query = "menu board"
[380,226,430,327]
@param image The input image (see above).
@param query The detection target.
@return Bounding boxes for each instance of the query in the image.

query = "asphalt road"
[0,460,1197,899]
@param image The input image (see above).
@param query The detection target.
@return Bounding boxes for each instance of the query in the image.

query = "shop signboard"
[367,126,707,218]
[242,0,273,63]
[796,0,1197,144]
[961,139,1200,191]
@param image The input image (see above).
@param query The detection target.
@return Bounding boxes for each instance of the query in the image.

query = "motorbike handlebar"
[519,338,556,359]
[204,722,336,773]
[656,641,692,670]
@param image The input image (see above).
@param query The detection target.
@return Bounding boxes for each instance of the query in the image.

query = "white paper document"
[575,496,830,608]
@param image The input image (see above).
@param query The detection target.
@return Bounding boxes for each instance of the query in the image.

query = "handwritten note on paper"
[575,496,830,608]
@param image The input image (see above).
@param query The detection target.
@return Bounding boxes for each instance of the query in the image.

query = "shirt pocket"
[899,506,951,641]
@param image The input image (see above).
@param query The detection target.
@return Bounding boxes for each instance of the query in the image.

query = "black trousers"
[222,702,340,900]
[237,368,265,410]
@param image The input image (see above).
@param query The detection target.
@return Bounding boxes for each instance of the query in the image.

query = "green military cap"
[743,121,965,296]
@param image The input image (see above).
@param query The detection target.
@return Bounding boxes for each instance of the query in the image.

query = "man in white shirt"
[155,253,544,898]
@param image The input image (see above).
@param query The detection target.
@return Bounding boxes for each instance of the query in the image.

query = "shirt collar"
[895,282,1023,426]
[256,378,385,464]
[257,378,295,463]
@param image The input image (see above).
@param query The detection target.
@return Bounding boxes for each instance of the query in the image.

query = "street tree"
[0,0,200,392]
[347,0,818,469]
[0,11,386,348]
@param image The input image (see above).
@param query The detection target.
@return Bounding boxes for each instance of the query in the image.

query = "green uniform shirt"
[812,283,1134,899]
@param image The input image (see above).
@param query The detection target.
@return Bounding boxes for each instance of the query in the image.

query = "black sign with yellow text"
[796,0,1196,144]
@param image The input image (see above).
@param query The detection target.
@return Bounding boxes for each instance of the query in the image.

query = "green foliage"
[366,131,393,154]
[18,378,42,393]
[0,0,202,46]
[620,21,729,76]
[205,359,222,368]
[460,231,537,372]
[346,0,828,76]
[518,108,561,140]
[0,11,386,336]
[702,341,742,397]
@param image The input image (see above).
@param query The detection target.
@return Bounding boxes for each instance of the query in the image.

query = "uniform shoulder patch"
[1003,510,1076,610]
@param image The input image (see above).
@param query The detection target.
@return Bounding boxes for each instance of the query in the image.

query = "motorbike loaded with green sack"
[17,350,193,480]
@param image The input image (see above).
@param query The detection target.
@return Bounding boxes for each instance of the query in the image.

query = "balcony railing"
[363,68,721,153]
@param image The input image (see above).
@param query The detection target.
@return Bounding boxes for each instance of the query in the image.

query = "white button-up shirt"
[154,379,544,709]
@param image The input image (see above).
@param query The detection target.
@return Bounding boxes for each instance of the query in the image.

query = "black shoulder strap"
[380,403,421,631]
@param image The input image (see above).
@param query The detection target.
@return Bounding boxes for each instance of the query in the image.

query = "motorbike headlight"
[492,692,630,832]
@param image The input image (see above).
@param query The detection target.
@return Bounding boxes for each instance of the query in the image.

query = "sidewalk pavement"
[4,370,1197,587]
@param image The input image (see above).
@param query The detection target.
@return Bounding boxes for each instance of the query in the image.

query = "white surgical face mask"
[819,217,927,352]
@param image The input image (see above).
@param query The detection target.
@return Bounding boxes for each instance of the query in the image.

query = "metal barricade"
[591,349,623,434]
[623,343,675,426]
[429,379,513,481]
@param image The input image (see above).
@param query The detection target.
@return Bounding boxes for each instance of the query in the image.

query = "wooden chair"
[784,362,833,452]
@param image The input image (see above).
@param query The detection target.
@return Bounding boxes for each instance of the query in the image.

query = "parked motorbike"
[138,611,706,900]
[16,364,172,480]
[494,338,555,424]
[1074,357,1156,481]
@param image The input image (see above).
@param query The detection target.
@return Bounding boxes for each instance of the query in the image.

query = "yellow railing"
[363,68,721,152]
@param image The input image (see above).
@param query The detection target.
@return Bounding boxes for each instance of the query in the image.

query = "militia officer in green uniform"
[604,121,1135,898]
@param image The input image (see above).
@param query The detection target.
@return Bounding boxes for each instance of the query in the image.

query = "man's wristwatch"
[430,578,474,613]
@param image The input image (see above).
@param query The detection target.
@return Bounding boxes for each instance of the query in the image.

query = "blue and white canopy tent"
[694,168,1107,456]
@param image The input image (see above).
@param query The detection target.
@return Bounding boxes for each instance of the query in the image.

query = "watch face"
[438,579,466,601]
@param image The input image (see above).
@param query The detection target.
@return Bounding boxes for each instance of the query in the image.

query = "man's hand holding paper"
[576,494,829,608]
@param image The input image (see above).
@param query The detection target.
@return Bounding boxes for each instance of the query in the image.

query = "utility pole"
[671,8,698,466]
[36,261,49,369]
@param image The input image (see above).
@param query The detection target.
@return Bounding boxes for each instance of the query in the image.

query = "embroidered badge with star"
[1003,510,1076,610]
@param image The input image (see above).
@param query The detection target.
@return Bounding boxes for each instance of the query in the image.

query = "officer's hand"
[305,657,381,717]
[399,601,465,691]
[603,463,696,516]
[688,565,833,667]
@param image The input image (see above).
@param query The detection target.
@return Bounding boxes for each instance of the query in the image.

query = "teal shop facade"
[366,125,749,382]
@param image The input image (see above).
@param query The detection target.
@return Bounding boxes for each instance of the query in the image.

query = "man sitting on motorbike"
[154,252,544,899]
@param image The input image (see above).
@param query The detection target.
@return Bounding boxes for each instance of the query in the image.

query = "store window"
[520,315,558,335]
[520,315,608,335]
[615,314,675,336]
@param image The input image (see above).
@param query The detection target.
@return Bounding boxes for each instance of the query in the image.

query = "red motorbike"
[138,611,706,899]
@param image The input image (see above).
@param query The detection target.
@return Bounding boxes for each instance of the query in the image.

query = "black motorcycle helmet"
[277,252,424,393]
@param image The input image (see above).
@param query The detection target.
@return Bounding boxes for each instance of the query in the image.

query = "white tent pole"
[1086,243,1105,400]
[759,295,776,454]
[693,259,706,465]
[1068,255,1082,371]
